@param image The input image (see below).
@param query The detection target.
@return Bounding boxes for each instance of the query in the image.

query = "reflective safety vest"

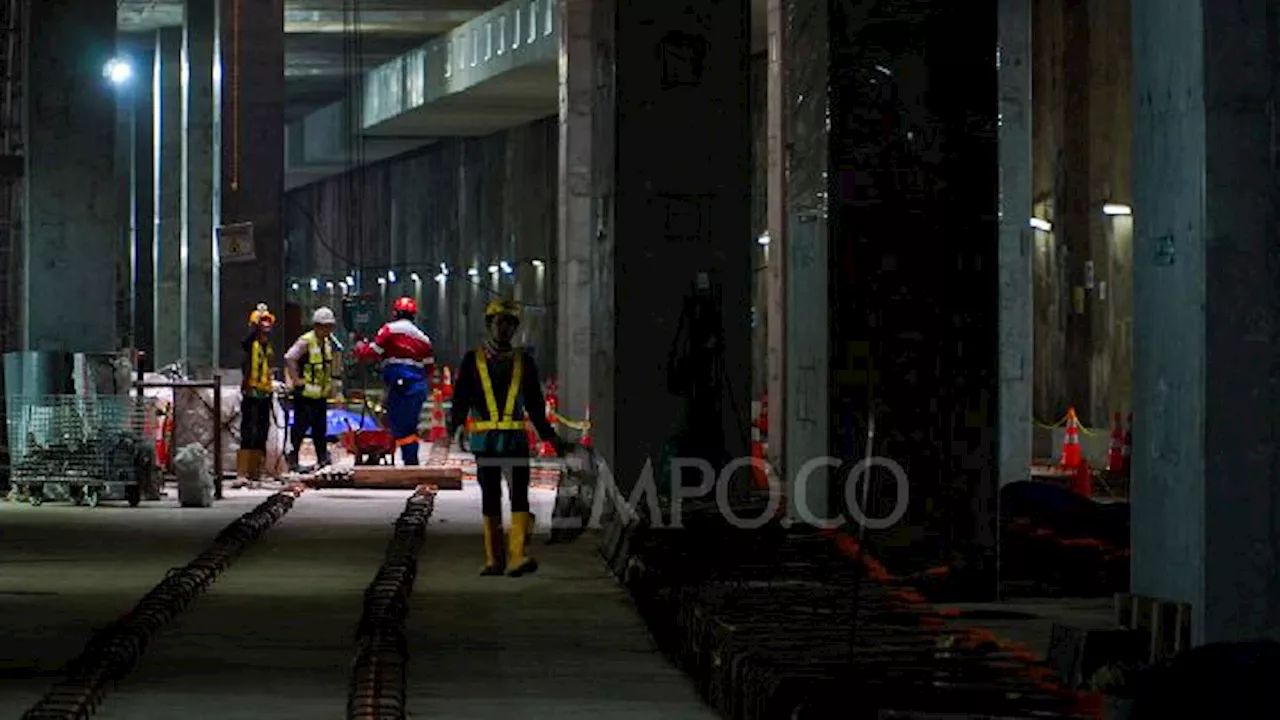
[247,340,273,395]
[470,347,526,432]
[299,330,333,400]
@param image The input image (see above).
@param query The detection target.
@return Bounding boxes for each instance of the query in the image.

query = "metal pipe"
[213,373,223,498]
[133,380,219,389]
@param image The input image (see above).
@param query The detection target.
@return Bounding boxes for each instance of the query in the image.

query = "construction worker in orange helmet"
[354,296,435,465]
[238,304,276,486]
[447,298,569,577]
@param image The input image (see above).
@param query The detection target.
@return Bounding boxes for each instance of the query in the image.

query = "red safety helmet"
[392,296,417,315]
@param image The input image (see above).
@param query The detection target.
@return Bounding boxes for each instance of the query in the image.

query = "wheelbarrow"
[340,426,396,466]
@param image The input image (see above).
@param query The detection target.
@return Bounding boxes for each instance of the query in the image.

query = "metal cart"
[6,394,155,507]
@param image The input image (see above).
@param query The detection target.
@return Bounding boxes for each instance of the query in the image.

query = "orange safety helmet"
[248,303,275,327]
[392,296,417,315]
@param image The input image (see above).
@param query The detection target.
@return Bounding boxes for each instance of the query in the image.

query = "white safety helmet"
[312,306,337,325]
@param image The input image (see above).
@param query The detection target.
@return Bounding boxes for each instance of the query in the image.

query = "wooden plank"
[303,466,463,491]
[352,466,463,490]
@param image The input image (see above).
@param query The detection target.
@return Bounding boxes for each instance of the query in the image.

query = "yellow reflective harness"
[471,347,525,432]
[248,340,273,394]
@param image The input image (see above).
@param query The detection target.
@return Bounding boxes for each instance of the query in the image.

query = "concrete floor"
[0,483,714,719]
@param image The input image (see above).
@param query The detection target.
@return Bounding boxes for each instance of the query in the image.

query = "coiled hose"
[347,487,436,720]
[22,488,305,719]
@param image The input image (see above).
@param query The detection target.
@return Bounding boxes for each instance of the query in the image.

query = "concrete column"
[1131,0,1280,644]
[153,28,183,368]
[764,0,788,500]
[218,0,285,366]
[593,0,752,496]
[557,0,595,422]
[183,0,220,375]
[998,0,1033,486]
[822,0,999,591]
[22,0,119,352]
[118,35,155,363]
[781,0,830,521]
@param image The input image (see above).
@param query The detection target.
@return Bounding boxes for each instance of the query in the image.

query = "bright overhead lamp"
[1102,203,1132,216]
[1029,217,1052,232]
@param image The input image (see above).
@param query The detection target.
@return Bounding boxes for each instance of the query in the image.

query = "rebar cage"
[5,394,157,505]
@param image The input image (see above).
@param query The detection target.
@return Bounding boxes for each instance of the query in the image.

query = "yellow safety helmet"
[248,302,275,326]
[484,297,521,322]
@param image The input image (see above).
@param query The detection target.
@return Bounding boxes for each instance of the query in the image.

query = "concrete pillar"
[1131,0,1280,644]
[153,28,183,368]
[764,0,788,502]
[592,0,752,496]
[118,35,155,364]
[557,0,595,422]
[816,0,999,591]
[998,0,1033,486]
[779,0,830,521]
[218,0,285,366]
[183,0,220,375]
[22,0,119,352]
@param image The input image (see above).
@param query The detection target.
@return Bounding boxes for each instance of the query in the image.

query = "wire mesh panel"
[5,394,156,506]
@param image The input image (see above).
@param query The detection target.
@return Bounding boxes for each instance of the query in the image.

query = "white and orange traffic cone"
[1059,407,1083,470]
[428,388,447,443]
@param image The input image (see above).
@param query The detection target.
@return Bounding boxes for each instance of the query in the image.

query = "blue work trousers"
[383,365,428,465]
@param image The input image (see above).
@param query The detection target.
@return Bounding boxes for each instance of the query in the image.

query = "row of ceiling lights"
[1030,203,1131,233]
[291,258,546,293]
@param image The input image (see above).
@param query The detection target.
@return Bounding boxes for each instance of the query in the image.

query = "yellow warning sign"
[218,222,255,263]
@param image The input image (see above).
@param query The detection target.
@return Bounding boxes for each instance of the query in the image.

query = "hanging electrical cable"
[229,0,242,191]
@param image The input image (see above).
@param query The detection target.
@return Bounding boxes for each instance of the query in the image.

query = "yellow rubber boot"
[507,511,538,577]
[481,516,506,576]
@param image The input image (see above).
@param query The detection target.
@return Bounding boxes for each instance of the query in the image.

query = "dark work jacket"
[449,346,555,455]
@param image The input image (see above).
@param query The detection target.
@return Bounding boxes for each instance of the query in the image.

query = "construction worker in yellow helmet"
[447,298,569,576]
[238,304,276,485]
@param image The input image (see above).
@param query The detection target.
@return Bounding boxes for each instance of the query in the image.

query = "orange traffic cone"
[428,389,447,443]
[1121,412,1132,477]
[579,406,593,448]
[1105,411,1124,473]
[1059,407,1083,470]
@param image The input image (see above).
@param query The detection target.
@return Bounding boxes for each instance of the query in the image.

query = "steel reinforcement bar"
[21,487,306,719]
[347,486,437,720]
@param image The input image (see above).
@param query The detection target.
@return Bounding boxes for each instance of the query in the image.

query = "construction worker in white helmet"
[283,306,341,472]
[238,303,277,484]
[447,298,569,577]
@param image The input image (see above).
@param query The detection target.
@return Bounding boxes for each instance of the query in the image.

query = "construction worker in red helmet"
[354,295,435,465]
[238,303,276,485]
[447,297,568,577]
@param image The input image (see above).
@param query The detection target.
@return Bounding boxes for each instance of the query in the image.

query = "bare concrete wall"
[1030,0,1132,428]
[284,118,558,373]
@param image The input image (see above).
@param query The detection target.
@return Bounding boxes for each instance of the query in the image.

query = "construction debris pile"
[601,499,1102,719]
